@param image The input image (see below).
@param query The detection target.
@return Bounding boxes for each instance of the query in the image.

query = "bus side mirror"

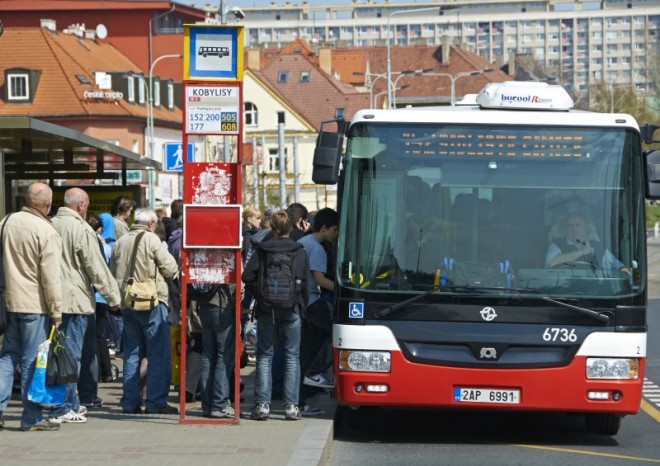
[312,131,343,185]
[645,150,660,200]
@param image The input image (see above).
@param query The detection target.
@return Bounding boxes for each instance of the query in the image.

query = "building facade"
[238,0,660,95]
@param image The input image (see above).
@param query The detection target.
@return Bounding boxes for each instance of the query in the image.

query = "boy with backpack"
[242,210,310,421]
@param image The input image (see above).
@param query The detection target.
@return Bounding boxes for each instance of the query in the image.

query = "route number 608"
[542,327,577,342]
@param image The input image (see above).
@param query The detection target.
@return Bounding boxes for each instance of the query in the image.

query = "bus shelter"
[0,117,161,215]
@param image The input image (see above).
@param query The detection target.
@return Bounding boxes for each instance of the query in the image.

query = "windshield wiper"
[376,286,536,318]
[376,290,438,318]
[540,296,610,323]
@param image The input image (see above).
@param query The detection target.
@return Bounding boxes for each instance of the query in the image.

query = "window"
[8,74,29,100]
[127,75,135,103]
[299,71,311,83]
[76,75,90,84]
[138,77,146,104]
[245,102,258,126]
[153,80,161,107]
[167,82,174,109]
[268,147,287,172]
[277,71,288,83]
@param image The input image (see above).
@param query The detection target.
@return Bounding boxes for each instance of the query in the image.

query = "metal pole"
[387,7,440,109]
[252,137,259,209]
[293,137,300,202]
[277,112,286,209]
[261,135,267,211]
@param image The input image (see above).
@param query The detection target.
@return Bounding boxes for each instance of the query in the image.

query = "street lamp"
[391,68,433,108]
[146,53,182,208]
[375,85,409,109]
[355,68,433,108]
[387,7,441,109]
[422,69,493,106]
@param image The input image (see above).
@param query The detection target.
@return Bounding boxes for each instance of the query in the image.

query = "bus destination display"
[401,130,586,159]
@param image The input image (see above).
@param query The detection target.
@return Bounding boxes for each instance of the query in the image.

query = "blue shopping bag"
[27,327,66,407]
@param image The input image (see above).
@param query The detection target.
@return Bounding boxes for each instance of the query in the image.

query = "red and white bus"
[312,82,651,435]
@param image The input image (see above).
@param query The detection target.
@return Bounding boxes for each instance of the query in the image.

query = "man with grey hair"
[111,208,179,414]
[0,182,63,431]
[49,187,121,424]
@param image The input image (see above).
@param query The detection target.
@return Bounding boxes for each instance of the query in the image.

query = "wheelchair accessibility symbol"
[348,302,364,319]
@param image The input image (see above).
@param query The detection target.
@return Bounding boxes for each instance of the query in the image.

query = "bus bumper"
[334,347,644,415]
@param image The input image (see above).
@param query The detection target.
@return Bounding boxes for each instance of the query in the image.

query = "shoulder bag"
[123,231,158,311]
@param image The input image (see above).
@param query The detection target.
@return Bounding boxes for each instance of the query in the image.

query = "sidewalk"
[0,355,336,466]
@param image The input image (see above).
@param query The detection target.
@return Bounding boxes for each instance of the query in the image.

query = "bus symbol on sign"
[349,302,364,319]
[199,46,230,58]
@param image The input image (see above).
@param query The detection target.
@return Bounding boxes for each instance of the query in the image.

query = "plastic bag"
[27,328,66,407]
[47,328,79,385]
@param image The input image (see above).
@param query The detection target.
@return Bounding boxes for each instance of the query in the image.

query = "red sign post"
[179,25,244,424]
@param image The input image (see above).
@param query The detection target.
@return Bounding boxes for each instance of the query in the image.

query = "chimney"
[40,19,56,32]
[441,35,451,63]
[319,46,332,75]
[508,53,516,77]
[85,29,96,40]
[247,48,260,70]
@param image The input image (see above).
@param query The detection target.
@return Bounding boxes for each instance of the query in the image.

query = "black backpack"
[255,247,302,314]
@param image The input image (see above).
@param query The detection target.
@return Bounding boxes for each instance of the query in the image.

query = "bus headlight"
[339,350,391,372]
[586,358,639,379]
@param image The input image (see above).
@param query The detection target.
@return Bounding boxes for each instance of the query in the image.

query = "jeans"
[50,314,89,417]
[254,311,301,406]
[120,304,172,411]
[0,312,50,429]
[78,314,98,404]
[199,304,235,413]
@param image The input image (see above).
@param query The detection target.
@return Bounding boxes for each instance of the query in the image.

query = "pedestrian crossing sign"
[164,142,195,172]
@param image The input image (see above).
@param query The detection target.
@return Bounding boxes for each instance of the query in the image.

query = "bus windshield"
[337,122,645,299]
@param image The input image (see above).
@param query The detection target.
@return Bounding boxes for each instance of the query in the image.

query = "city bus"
[312,82,651,435]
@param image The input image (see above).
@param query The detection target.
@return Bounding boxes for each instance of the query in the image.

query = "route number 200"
[542,327,577,342]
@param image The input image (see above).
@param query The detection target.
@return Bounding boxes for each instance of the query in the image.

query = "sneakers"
[208,404,235,419]
[250,402,270,421]
[300,404,324,417]
[77,405,88,416]
[21,419,60,431]
[0,415,4,430]
[50,410,87,424]
[285,404,302,421]
[303,374,335,389]
[145,404,179,415]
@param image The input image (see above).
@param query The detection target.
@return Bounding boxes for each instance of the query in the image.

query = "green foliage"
[647,203,660,229]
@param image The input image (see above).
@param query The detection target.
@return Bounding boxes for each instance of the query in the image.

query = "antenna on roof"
[95,24,108,40]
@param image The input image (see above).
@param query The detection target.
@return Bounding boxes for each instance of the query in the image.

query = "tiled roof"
[245,39,510,130]
[343,44,510,104]
[252,47,369,130]
[0,27,181,125]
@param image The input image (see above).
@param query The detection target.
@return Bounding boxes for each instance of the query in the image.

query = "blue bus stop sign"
[164,142,195,172]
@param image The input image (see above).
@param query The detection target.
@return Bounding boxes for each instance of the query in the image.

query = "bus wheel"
[585,413,621,435]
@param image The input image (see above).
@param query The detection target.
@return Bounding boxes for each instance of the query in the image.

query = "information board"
[185,84,241,135]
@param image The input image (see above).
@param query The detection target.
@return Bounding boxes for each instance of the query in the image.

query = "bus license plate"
[454,388,520,404]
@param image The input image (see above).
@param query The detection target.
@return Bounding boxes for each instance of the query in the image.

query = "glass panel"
[337,122,644,300]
